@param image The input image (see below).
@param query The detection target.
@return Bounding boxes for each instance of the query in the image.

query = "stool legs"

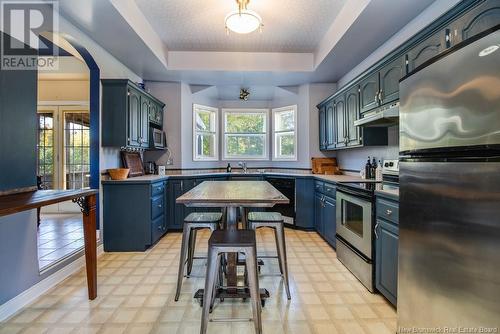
[274,228,284,275]
[175,224,192,301]
[246,246,262,334]
[187,229,197,275]
[275,224,291,300]
[201,248,220,334]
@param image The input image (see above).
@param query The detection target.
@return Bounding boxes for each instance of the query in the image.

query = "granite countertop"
[101,170,366,184]
[375,188,399,200]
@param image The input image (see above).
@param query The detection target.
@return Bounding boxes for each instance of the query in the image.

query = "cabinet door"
[314,193,324,236]
[452,0,500,44]
[359,72,380,113]
[379,57,404,105]
[375,219,398,306]
[406,30,445,73]
[334,96,347,149]
[325,100,336,149]
[140,96,150,148]
[318,105,327,150]
[127,88,141,147]
[168,180,185,230]
[295,178,315,229]
[345,86,361,147]
[322,196,336,248]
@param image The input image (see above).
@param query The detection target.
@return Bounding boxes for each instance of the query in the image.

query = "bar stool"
[201,229,262,334]
[175,212,222,301]
[248,211,291,300]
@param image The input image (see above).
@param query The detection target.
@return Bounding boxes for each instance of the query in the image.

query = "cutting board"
[311,157,341,175]
[120,151,144,177]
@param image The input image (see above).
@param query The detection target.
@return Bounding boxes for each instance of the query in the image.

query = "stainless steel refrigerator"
[398,26,500,331]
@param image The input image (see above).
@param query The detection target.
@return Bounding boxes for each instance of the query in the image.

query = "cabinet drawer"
[376,198,399,224]
[314,181,324,193]
[151,182,165,197]
[151,195,164,219]
[324,183,336,197]
[151,215,165,244]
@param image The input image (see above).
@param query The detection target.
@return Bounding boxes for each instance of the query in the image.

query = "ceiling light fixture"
[225,0,263,34]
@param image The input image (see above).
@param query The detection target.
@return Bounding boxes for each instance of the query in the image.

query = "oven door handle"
[337,187,372,201]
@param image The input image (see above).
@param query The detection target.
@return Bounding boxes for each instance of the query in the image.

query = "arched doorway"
[36,32,100,270]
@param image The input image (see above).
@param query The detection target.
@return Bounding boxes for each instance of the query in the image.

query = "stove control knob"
[389,162,394,167]
[384,162,389,167]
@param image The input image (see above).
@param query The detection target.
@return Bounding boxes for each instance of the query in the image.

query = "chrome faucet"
[238,161,247,173]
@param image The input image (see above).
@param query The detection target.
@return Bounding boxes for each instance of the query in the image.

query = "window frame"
[222,108,270,161]
[272,105,298,161]
[193,104,219,161]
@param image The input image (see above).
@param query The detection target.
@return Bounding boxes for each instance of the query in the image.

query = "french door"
[37,105,91,191]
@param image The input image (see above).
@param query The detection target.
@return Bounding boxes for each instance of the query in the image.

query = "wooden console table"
[0,189,99,300]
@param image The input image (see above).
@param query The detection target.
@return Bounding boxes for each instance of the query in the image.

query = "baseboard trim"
[0,244,104,321]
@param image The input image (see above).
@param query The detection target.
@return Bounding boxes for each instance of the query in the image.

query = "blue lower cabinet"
[314,182,337,248]
[375,196,399,306]
[322,196,336,247]
[295,178,315,229]
[168,179,186,230]
[103,181,167,251]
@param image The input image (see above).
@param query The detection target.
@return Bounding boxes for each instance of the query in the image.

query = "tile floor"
[38,214,85,270]
[2,228,396,334]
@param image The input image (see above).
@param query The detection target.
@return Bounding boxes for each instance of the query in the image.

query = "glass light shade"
[225,10,262,34]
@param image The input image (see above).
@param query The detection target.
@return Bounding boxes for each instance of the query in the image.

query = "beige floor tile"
[2,229,396,334]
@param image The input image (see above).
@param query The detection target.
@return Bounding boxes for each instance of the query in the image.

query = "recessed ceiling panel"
[135,0,346,52]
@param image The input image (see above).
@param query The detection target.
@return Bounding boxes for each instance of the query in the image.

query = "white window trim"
[193,104,219,161]
[222,108,270,161]
[272,105,298,161]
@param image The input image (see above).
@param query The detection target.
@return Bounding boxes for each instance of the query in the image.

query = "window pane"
[225,113,265,133]
[195,133,216,158]
[276,132,295,158]
[226,135,265,158]
[64,111,91,190]
[275,110,294,131]
[195,110,214,132]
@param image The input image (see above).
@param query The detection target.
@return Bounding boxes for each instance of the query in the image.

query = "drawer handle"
[156,187,162,192]
[386,209,392,215]
[158,204,162,208]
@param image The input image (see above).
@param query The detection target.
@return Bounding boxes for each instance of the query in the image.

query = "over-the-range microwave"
[149,127,167,149]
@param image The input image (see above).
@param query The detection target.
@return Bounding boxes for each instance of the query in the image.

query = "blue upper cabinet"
[451,0,500,44]
[359,71,380,114]
[379,57,404,105]
[345,85,362,147]
[102,79,165,149]
[325,99,336,149]
[334,95,347,149]
[406,30,446,73]
[318,104,327,150]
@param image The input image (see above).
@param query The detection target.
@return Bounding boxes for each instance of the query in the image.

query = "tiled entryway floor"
[1,228,396,334]
[38,214,85,270]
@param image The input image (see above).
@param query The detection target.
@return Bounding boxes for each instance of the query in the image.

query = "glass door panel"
[64,110,90,189]
[37,111,55,189]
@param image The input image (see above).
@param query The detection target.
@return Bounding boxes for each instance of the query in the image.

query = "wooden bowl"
[108,168,130,180]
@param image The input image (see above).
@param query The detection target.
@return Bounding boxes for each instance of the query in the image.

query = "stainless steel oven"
[336,190,373,258]
[336,183,377,292]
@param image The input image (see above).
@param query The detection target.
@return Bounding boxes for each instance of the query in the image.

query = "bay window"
[272,105,297,161]
[193,104,218,161]
[223,109,269,160]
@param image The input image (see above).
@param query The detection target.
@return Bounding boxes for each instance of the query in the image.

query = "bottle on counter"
[375,160,383,181]
[365,157,372,179]
[371,158,377,179]
[226,163,232,173]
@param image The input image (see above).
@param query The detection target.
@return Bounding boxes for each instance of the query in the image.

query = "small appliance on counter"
[120,151,144,177]
[157,165,166,176]
[145,161,157,175]
[336,158,399,292]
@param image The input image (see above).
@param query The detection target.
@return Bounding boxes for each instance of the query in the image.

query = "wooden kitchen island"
[0,189,99,300]
[176,180,289,304]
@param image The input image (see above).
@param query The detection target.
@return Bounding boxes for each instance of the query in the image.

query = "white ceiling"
[134,0,346,52]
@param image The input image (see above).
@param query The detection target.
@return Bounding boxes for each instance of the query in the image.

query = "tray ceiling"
[134,0,347,52]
